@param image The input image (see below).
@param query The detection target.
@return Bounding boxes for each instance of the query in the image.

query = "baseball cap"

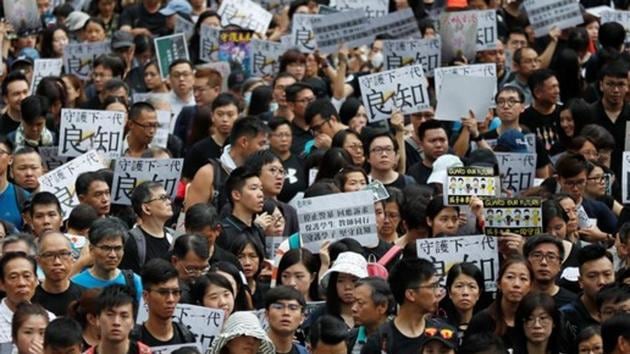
[159,0,193,16]
[466,148,499,171]
[111,30,135,50]
[427,154,464,185]
[64,11,90,32]
[422,322,458,350]
[496,128,529,153]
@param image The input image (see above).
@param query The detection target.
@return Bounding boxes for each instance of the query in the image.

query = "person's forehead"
[33,203,59,213]
[498,90,520,99]
[297,88,314,97]
[5,257,34,271]
[40,233,70,248]
[95,236,123,246]
[509,33,526,40]
[213,103,238,112]
[93,65,112,73]
[371,136,394,146]
[102,303,133,313]
[14,152,41,163]
[137,109,157,120]
[170,63,193,73]
[276,77,296,86]
[533,242,560,254]
[88,180,109,191]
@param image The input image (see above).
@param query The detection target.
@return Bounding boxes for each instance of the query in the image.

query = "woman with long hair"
[277,248,322,302]
[192,272,236,320]
[442,262,485,332]
[11,303,50,354]
[513,292,564,354]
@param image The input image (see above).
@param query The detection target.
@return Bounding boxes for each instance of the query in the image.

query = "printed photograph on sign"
[483,198,543,236]
[219,29,253,78]
[111,158,184,205]
[444,166,499,206]
[58,109,125,158]
[199,24,221,63]
[439,11,478,64]
[382,38,441,76]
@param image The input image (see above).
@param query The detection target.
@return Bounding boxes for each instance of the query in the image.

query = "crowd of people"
[0,0,629,353]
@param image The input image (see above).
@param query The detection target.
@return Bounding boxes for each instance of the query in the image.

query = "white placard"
[382,37,441,76]
[151,343,203,354]
[111,158,183,205]
[63,41,111,80]
[58,109,125,158]
[495,152,537,194]
[483,198,543,237]
[311,9,373,54]
[435,74,495,121]
[359,64,430,122]
[296,190,379,252]
[433,63,497,98]
[601,10,630,45]
[30,59,63,94]
[623,152,630,204]
[368,8,422,39]
[417,235,499,291]
[291,14,322,53]
[38,150,108,218]
[151,110,171,150]
[218,0,273,34]
[38,146,72,172]
[334,0,388,18]
[250,39,286,77]
[137,304,224,353]
[523,0,583,37]
[174,14,195,41]
[476,9,498,51]
[199,24,221,63]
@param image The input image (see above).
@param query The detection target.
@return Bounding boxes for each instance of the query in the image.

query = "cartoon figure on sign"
[532,209,540,226]
[448,177,457,195]
[495,209,504,226]
[480,177,486,191]
[514,209,521,226]
[523,209,530,227]
[472,178,480,194]
[486,209,494,226]
[457,178,464,194]
[487,178,495,195]
[504,209,512,226]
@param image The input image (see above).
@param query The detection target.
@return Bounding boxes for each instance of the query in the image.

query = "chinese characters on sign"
[250,39,286,78]
[63,41,111,80]
[476,9,498,50]
[219,29,253,78]
[368,8,422,39]
[199,24,221,63]
[495,152,537,194]
[30,59,63,95]
[382,38,441,76]
[218,0,273,34]
[444,166,499,206]
[291,14,321,53]
[433,63,497,98]
[483,198,543,237]
[154,33,190,79]
[334,0,388,18]
[523,0,583,37]
[310,9,373,54]
[174,14,195,41]
[111,158,184,205]
[38,146,71,172]
[58,109,125,158]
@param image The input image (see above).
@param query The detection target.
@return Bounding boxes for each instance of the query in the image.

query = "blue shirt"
[0,183,27,229]
[71,269,143,303]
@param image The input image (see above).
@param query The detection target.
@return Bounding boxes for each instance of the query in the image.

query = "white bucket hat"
[207,311,275,354]
[320,251,368,288]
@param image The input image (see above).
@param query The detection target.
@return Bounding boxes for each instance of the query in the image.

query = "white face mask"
[371,51,384,69]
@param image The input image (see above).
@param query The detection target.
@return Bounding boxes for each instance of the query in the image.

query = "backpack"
[121,269,139,315]
[208,159,228,210]
[128,226,178,267]
[13,184,28,212]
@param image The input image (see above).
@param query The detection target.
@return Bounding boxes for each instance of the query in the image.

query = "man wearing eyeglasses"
[505,47,540,106]
[33,232,84,316]
[133,259,195,347]
[285,83,316,156]
[305,98,348,152]
[166,59,196,120]
[123,102,159,158]
[120,181,176,274]
[264,286,307,354]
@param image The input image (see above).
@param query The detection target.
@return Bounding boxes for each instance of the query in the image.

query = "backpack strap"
[13,185,28,213]
[377,321,396,354]
[173,321,197,343]
[129,227,146,267]
[121,269,138,301]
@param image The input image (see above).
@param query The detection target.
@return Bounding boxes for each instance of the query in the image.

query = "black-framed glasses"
[131,120,159,130]
[145,194,170,203]
[496,98,522,107]
[311,118,330,134]
[528,252,560,263]
[39,250,73,261]
[94,244,124,254]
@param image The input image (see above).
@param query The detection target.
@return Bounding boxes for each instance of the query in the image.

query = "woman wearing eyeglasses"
[584,161,623,217]
[512,292,565,354]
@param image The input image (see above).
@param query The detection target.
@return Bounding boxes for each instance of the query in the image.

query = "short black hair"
[93,54,126,78]
[555,152,588,179]
[224,166,259,205]
[496,85,525,103]
[88,217,128,246]
[417,119,447,141]
[309,315,348,349]
[459,332,508,354]
[244,149,281,175]
[523,234,565,260]
[141,258,179,289]
[1,71,29,97]
[528,68,556,98]
[129,101,156,121]
[389,257,436,305]
[96,284,135,315]
[212,92,240,112]
[599,22,626,50]
[185,204,220,233]
[578,244,614,270]
[264,285,306,310]
[104,78,129,95]
[599,60,629,81]
[67,204,99,231]
[304,98,339,126]
[172,233,209,260]
[602,314,630,354]
[44,317,83,349]
[168,58,194,73]
[268,116,291,132]
[228,116,268,145]
[20,95,49,125]
[285,82,313,102]
[75,171,108,197]
[130,181,163,217]
[29,191,62,218]
[0,252,37,282]
[355,277,395,315]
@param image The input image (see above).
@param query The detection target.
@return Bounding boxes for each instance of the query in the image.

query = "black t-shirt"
[554,286,578,309]
[119,4,168,36]
[480,128,552,169]
[183,137,223,179]
[361,318,441,354]
[466,307,516,351]
[589,101,630,186]
[120,227,171,273]
[0,112,20,136]
[382,174,414,190]
[137,323,189,347]
[277,344,300,354]
[408,161,433,185]
[519,105,563,156]
[290,122,312,156]
[278,153,307,203]
[32,282,84,316]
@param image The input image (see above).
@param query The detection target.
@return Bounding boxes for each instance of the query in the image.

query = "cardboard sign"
[291,14,322,53]
[417,235,499,291]
[63,41,111,80]
[359,64,430,122]
[445,166,499,205]
[296,190,379,252]
[523,0,583,37]
[218,0,273,34]
[433,63,497,98]
[311,9,373,54]
[476,9,498,50]
[334,0,388,18]
[58,109,125,158]
[368,8,422,39]
[483,198,543,236]
[30,59,63,94]
[439,11,478,63]
[38,146,72,172]
[199,24,221,63]
[250,39,286,77]
[3,0,41,34]
[38,150,108,218]
[495,152,537,194]
[174,14,195,41]
[435,74,495,122]
[154,33,190,79]
[111,158,183,205]
[382,38,441,76]
[219,29,253,77]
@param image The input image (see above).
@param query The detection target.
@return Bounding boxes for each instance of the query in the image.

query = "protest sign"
[445,166,499,205]
[472,133,536,154]
[111,158,183,205]
[38,150,108,218]
[495,152,537,194]
[291,14,321,53]
[435,74,495,122]
[476,9,498,51]
[151,343,203,354]
[265,236,287,259]
[63,41,111,80]
[218,0,273,34]
[39,146,72,172]
[219,29,253,77]
[358,64,430,122]
[174,14,195,41]
[439,11,478,63]
[259,0,291,14]
[199,24,221,63]
[150,110,171,150]
[334,0,388,18]
[3,0,41,35]
[30,59,63,94]
[433,63,497,98]
[623,152,630,203]
[368,8,422,39]
[523,0,583,37]
[297,190,379,252]
[154,33,189,79]
[250,39,286,78]
[363,180,389,202]
[310,9,373,54]
[58,109,125,158]
[417,235,499,291]
[137,304,224,352]
[483,198,543,236]
[382,38,441,76]
[600,10,630,45]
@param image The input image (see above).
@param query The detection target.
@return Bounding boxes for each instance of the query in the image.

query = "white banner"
[433,63,497,98]
[495,152,537,194]
[523,0,583,37]
[111,158,183,205]
[435,74,495,121]
[63,41,111,80]
[58,109,125,158]
[30,59,63,94]
[382,38,441,76]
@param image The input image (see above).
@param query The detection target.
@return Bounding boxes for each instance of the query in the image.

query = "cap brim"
[159,8,175,15]
[427,170,447,185]
[112,42,134,49]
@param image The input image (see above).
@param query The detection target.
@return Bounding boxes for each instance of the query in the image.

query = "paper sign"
[58,109,125,158]
[602,10,630,46]
[368,8,422,39]
[363,180,389,202]
[445,166,499,205]
[250,39,286,78]
[476,10,498,51]
[30,59,63,95]
[38,150,108,218]
[382,38,441,76]
[495,152,537,194]
[219,29,253,77]
[151,110,172,150]
[63,41,111,80]
[3,0,41,34]
[359,64,430,122]
[623,152,630,203]
[265,236,287,259]
[439,11,478,63]
[291,14,321,53]
[137,304,224,352]
[174,14,195,41]
[39,146,72,172]
[111,158,183,205]
[311,9,373,54]
[199,24,221,63]
[296,190,379,252]
[483,198,543,236]
[151,343,203,354]
[523,0,583,37]
[417,235,499,291]
[154,33,190,79]
[435,74,495,122]
[433,63,497,98]
[218,0,273,34]
[334,0,388,18]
